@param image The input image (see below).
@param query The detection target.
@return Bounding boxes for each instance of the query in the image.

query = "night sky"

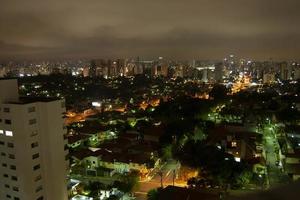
[1,0,300,60]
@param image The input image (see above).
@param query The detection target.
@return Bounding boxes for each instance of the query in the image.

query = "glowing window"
[232,141,237,147]
[0,130,3,134]
[5,131,13,137]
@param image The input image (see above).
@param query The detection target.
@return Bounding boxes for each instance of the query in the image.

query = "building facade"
[0,79,68,200]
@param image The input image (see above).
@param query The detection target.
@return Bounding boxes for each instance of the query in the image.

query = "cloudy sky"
[0,0,299,60]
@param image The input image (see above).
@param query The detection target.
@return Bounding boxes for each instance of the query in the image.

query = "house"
[83,149,156,176]
[67,134,90,149]
[208,126,263,162]
[283,151,300,180]
[70,138,160,178]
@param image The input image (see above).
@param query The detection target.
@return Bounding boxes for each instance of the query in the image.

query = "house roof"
[71,149,94,160]
[99,138,132,152]
[68,134,90,144]
[76,122,106,134]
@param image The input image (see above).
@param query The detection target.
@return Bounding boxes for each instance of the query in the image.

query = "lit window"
[0,130,3,134]
[5,131,13,137]
[232,141,237,147]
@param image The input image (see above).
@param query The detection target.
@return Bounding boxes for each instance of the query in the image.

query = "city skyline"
[1,0,300,60]
[2,1,300,199]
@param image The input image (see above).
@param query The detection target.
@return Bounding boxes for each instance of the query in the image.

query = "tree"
[114,171,140,193]
[175,140,248,186]
[161,145,173,160]
[147,188,161,200]
[193,126,207,141]
[85,181,106,198]
[209,84,229,102]
[234,169,253,187]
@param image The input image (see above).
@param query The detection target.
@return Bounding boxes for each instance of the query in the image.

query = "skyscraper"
[0,79,68,200]
[214,63,224,83]
[89,60,97,77]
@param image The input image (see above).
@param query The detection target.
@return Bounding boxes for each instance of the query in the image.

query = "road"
[264,129,277,167]
[263,126,290,187]
[135,159,184,200]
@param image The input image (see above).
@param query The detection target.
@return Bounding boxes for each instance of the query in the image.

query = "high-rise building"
[294,64,300,80]
[214,63,224,83]
[280,62,292,81]
[151,57,168,77]
[82,66,90,77]
[89,60,97,77]
[133,57,143,75]
[116,59,125,76]
[263,72,276,84]
[201,68,208,82]
[0,79,68,200]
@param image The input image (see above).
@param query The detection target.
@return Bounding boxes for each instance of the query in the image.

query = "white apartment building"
[0,79,68,200]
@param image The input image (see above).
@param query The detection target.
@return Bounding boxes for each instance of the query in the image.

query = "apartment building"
[0,79,68,200]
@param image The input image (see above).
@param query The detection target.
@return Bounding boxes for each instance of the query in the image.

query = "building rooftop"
[75,122,106,135]
[6,96,61,104]
[67,134,90,144]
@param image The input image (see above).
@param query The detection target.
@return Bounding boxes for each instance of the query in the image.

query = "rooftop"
[6,96,61,104]
[67,134,90,144]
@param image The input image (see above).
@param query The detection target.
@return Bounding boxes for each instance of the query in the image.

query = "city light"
[1,1,300,199]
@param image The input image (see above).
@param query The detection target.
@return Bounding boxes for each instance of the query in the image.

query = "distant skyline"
[1,0,300,61]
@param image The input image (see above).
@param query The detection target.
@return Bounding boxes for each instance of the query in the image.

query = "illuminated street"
[135,160,184,200]
[263,124,290,187]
